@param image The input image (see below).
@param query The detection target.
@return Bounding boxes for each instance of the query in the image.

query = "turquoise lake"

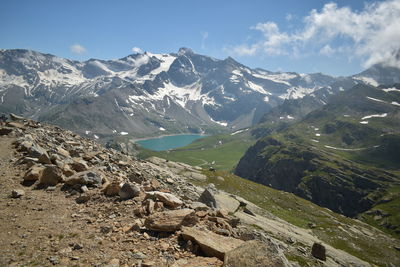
[136,134,206,151]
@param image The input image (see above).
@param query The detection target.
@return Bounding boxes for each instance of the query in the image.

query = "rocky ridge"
[0,115,398,266]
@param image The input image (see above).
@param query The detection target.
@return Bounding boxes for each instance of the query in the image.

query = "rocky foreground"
[0,116,397,266]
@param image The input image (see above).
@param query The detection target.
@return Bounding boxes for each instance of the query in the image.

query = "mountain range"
[2,48,399,141]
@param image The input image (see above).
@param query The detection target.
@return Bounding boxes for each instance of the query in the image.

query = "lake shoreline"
[133,134,208,151]
[130,133,208,143]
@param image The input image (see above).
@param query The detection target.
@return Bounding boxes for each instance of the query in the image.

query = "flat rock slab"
[181,226,244,260]
[224,240,291,267]
[171,256,223,267]
[144,209,196,232]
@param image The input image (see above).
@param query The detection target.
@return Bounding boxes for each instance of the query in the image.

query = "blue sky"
[1,0,398,76]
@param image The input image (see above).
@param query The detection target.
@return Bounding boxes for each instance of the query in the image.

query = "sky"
[1,0,399,76]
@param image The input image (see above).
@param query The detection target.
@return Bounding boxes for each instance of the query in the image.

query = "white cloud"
[201,31,209,49]
[229,0,400,68]
[285,13,293,21]
[70,44,86,54]
[320,44,335,56]
[131,47,143,54]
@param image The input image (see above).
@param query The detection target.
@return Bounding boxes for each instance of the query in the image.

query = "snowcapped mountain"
[0,48,399,139]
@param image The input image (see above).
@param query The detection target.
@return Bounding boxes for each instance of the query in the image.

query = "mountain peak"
[178,47,194,56]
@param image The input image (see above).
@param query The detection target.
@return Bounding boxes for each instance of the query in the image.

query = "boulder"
[311,242,326,261]
[224,240,291,267]
[119,182,141,200]
[39,165,64,186]
[65,170,102,187]
[144,209,196,232]
[146,191,183,209]
[171,257,223,267]
[199,188,240,213]
[181,226,244,260]
[24,165,45,181]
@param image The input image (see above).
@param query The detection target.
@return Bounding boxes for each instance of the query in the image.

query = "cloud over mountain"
[229,0,400,68]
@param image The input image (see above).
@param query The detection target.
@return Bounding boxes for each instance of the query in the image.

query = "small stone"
[48,256,60,265]
[132,252,147,259]
[75,194,90,204]
[108,258,120,267]
[142,260,155,267]
[143,232,150,239]
[11,189,25,198]
[80,185,89,193]
[166,178,174,184]
[70,158,89,172]
[72,243,83,250]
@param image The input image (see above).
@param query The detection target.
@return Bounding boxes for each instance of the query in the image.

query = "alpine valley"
[1,47,400,266]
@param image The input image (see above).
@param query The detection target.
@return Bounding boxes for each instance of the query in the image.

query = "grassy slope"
[138,130,256,171]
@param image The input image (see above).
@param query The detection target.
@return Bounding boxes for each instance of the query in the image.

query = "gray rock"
[119,182,141,200]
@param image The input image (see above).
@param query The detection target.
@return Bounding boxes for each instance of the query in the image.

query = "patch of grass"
[138,131,255,171]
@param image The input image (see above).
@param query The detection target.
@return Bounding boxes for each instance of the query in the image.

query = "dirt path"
[0,136,190,267]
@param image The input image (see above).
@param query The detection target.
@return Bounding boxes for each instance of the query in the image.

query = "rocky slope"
[1,116,399,266]
[235,83,400,236]
[2,48,399,141]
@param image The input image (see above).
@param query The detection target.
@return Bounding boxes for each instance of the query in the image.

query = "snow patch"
[355,76,378,87]
[230,128,248,135]
[120,132,129,135]
[382,87,400,93]
[361,113,387,120]
[359,121,369,124]
[159,127,166,131]
[391,101,400,106]
[366,96,386,103]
